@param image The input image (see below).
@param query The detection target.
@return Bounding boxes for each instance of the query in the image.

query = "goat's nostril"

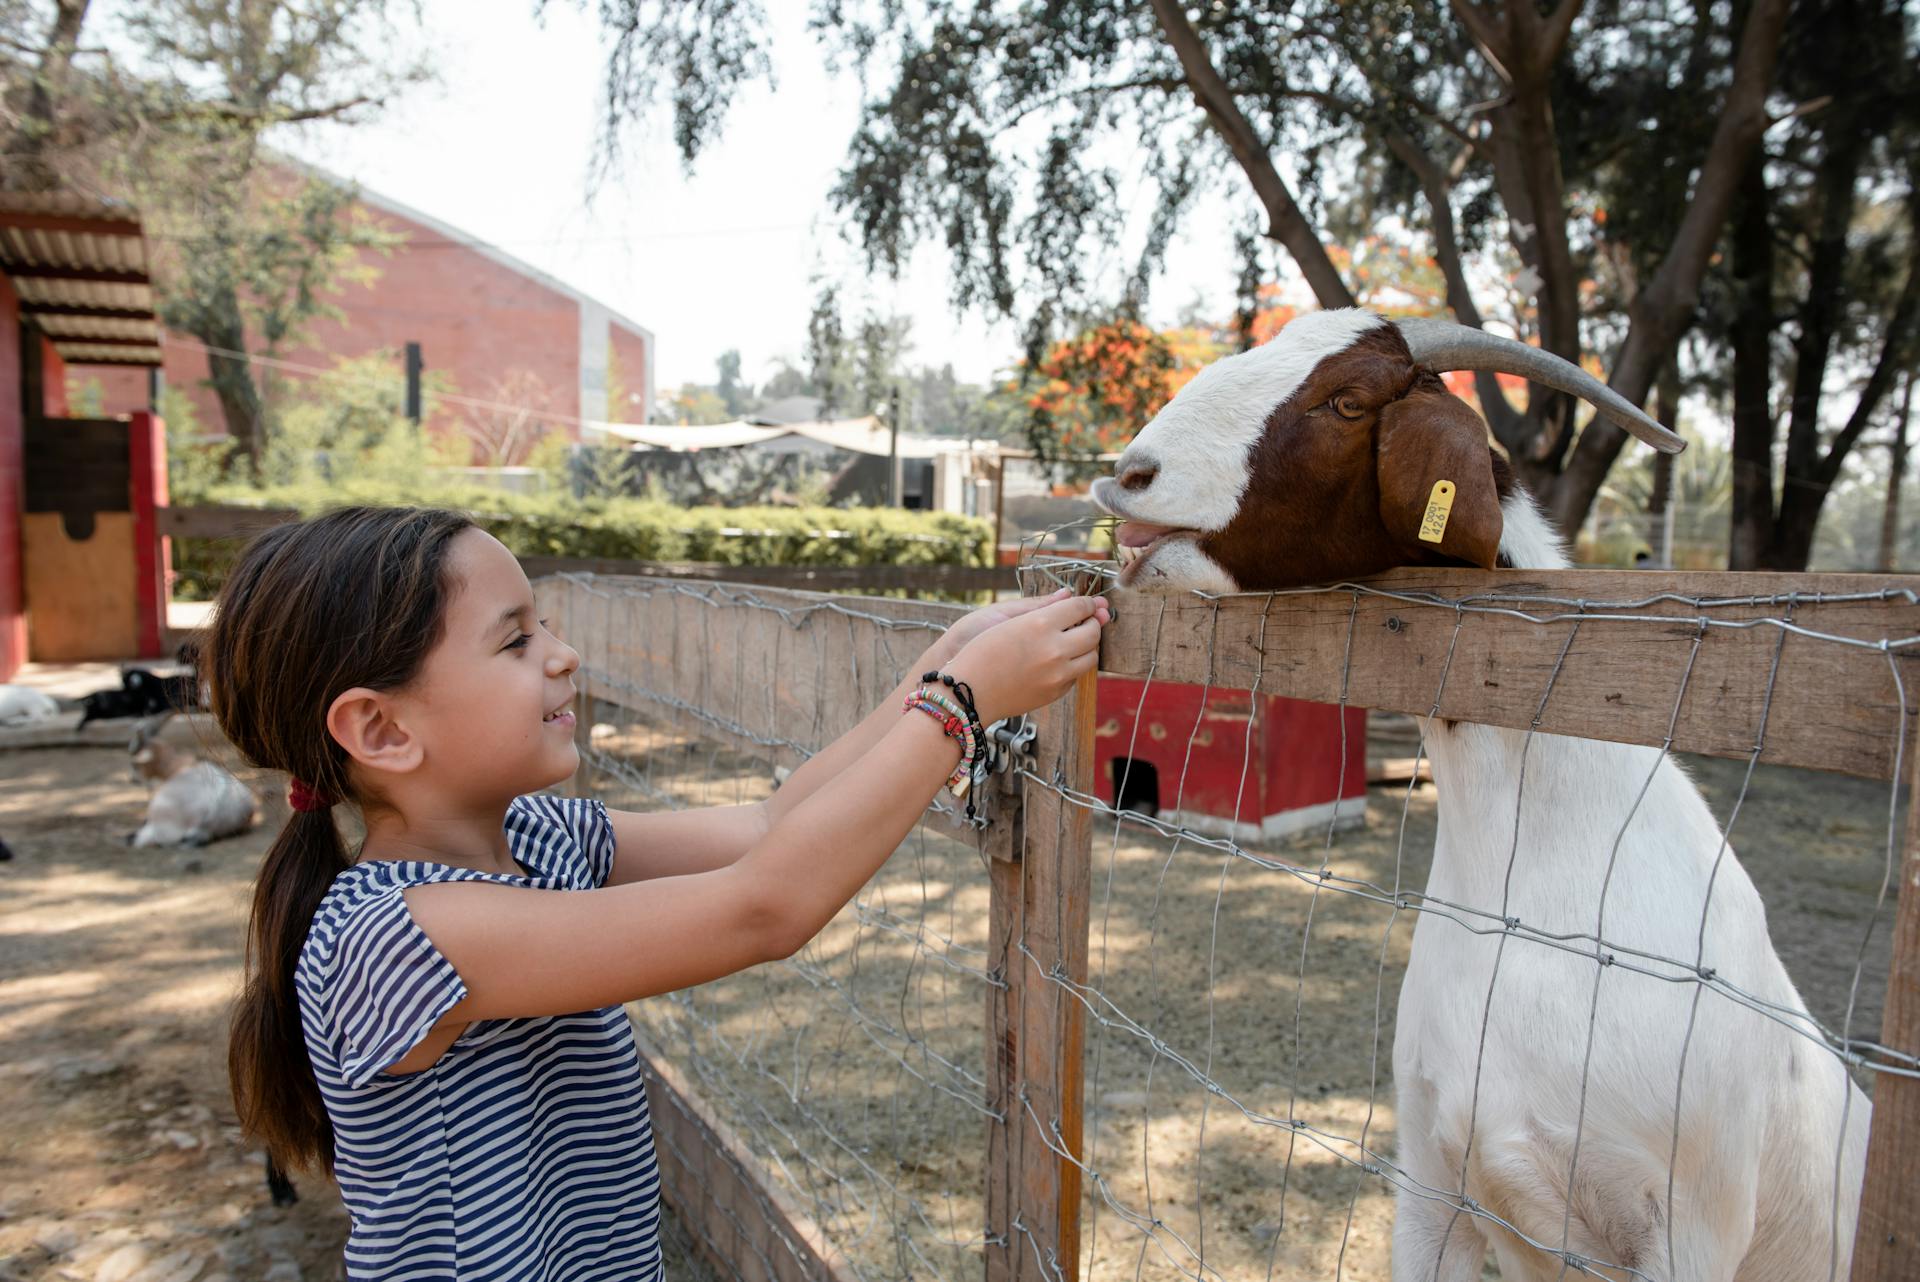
[1118,462,1159,492]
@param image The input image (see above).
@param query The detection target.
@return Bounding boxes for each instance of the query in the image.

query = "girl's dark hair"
[207,505,474,1174]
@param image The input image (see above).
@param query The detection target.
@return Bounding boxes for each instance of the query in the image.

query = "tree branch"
[1538,0,1589,71]
[1818,248,1920,487]
[1549,0,1791,530]
[1147,0,1355,309]
[992,76,1185,132]
[1448,1,1510,76]
[1383,126,1525,443]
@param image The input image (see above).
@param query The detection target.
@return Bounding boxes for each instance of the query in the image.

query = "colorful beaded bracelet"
[905,696,976,791]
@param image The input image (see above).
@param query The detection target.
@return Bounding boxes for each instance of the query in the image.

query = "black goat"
[78,667,202,727]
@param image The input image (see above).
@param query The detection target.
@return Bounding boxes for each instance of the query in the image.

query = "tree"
[661,384,731,424]
[583,0,1793,540]
[1706,0,1918,569]
[461,369,560,468]
[714,347,751,415]
[0,1,92,191]
[1,1,427,476]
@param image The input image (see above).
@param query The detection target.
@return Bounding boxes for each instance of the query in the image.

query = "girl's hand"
[934,588,1113,664]
[942,593,1109,724]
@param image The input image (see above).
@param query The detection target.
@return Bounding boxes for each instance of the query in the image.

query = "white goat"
[0,683,60,727]
[1091,308,1869,1282]
[129,725,258,848]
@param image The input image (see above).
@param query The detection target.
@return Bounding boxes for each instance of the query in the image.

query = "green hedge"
[170,483,994,600]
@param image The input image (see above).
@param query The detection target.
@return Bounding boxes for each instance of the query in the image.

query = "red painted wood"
[127,411,170,658]
[1093,677,1368,831]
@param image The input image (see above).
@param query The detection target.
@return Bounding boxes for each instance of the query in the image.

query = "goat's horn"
[1394,317,1686,455]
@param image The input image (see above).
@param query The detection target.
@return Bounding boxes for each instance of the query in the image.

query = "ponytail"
[205,505,474,1176]
[230,804,351,1173]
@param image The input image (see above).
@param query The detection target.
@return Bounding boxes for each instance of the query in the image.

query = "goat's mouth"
[1112,521,1199,585]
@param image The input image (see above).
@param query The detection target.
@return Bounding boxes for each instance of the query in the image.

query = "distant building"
[91,171,655,448]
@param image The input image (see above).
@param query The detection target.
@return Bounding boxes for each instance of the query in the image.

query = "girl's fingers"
[1058,615,1104,655]
[1035,595,1107,630]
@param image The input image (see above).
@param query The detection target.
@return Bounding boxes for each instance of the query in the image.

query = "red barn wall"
[92,187,653,450]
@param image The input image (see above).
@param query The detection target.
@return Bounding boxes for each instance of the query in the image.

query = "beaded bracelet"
[904,691,976,791]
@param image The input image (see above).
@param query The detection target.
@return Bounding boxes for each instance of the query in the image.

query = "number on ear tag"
[1418,480,1456,544]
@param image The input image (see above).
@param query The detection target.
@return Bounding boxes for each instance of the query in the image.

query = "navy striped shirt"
[296,795,663,1280]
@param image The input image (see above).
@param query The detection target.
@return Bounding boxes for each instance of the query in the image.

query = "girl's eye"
[506,632,534,651]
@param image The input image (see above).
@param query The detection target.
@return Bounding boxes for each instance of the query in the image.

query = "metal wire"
[538,545,1912,1282]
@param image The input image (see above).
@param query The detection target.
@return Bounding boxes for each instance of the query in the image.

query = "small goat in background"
[128,718,258,848]
[1094,309,1868,1282]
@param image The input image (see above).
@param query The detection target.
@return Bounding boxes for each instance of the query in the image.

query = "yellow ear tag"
[1418,480,1456,544]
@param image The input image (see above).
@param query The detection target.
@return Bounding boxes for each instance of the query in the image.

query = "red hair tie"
[288,778,338,813]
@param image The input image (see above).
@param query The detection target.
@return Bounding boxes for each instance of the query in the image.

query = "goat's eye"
[1333,394,1365,420]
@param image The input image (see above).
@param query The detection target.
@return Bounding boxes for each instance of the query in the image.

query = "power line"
[167,337,625,432]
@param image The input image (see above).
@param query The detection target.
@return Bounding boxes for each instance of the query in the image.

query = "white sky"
[266,0,1250,396]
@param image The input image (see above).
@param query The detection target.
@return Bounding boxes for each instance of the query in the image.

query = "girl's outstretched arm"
[385,594,1106,1074]
[602,588,1103,884]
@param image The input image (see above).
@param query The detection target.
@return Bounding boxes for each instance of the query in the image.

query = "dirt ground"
[0,720,713,1282]
[0,713,1895,1282]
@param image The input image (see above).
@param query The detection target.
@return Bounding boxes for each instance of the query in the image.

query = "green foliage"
[171,483,992,599]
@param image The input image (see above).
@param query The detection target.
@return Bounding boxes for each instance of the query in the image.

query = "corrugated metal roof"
[0,192,163,367]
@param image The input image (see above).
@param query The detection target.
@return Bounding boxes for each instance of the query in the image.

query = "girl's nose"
[548,641,580,678]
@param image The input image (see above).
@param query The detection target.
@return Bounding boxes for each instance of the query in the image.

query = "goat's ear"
[1375,386,1503,569]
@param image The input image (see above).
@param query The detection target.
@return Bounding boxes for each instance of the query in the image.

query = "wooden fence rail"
[532,566,1920,1282]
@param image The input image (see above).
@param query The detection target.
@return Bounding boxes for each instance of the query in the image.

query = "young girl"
[207,505,1108,1281]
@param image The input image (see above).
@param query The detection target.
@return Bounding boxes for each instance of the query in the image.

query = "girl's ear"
[327,687,424,777]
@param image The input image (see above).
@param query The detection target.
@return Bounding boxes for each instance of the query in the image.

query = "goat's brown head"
[1090,309,1683,593]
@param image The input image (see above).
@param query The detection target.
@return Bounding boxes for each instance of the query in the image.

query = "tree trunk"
[1547,0,1790,537]
[1147,0,1356,311]
[1726,159,1777,571]
[1879,372,1913,572]
[1647,360,1680,566]
[1765,117,1868,568]
[9,0,91,191]
[194,303,265,479]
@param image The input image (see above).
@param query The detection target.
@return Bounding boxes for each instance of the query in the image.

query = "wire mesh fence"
[534,550,1920,1282]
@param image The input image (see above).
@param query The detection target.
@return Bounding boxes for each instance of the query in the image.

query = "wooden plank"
[155,504,300,541]
[3,263,149,284]
[1096,568,1920,780]
[1851,737,1920,1280]
[537,575,968,773]
[0,209,144,237]
[987,666,1098,1282]
[634,1034,858,1282]
[523,555,1014,594]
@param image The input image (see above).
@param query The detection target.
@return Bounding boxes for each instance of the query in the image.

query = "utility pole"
[888,383,902,507]
[1880,370,1914,572]
[404,342,424,427]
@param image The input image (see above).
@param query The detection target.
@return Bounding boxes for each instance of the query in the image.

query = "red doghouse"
[1093,677,1367,841]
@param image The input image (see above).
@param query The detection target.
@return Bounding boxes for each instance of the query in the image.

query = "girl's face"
[398,529,581,802]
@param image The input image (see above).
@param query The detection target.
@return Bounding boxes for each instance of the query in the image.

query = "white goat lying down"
[129,726,258,848]
[1091,309,1868,1282]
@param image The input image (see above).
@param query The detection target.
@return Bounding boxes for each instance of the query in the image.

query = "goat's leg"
[265,1154,298,1207]
[1392,1188,1488,1282]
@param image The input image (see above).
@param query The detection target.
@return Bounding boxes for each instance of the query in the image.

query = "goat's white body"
[1390,493,1869,1281]
[0,684,60,726]
[132,760,257,848]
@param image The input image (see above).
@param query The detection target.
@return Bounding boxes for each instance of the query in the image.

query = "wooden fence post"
[987,665,1098,1282]
[1851,739,1920,1279]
